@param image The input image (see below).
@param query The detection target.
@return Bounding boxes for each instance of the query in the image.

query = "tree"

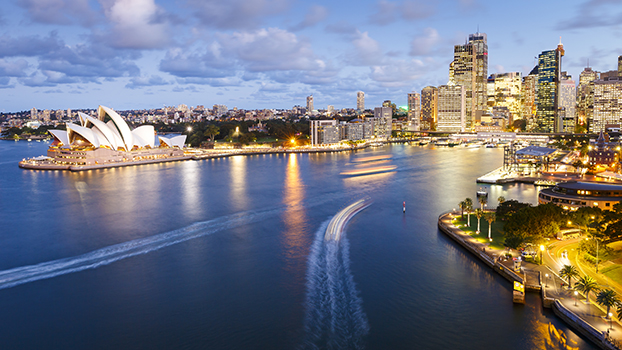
[475,209,484,234]
[465,198,473,226]
[497,196,505,205]
[459,201,466,219]
[485,212,496,241]
[496,200,530,221]
[559,265,580,289]
[596,289,620,318]
[574,275,600,304]
[478,196,488,210]
[204,124,220,141]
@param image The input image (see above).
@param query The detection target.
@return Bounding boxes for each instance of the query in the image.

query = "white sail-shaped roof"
[49,129,70,148]
[132,125,155,148]
[106,120,126,151]
[99,105,133,151]
[66,123,100,148]
[80,112,117,150]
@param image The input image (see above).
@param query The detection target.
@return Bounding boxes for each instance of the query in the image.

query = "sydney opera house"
[20,105,187,170]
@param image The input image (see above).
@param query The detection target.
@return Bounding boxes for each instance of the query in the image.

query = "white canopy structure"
[47,106,177,150]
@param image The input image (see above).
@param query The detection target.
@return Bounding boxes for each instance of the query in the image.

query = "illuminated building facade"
[593,79,622,132]
[577,67,599,131]
[559,77,576,133]
[421,86,438,130]
[488,72,522,122]
[357,91,365,111]
[437,85,465,132]
[536,42,564,133]
[374,107,393,138]
[407,92,421,131]
[449,32,488,131]
[306,95,314,113]
[539,181,622,211]
[522,68,538,131]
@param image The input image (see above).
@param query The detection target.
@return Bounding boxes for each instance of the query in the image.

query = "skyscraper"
[488,72,522,122]
[536,40,564,133]
[357,91,365,111]
[577,66,599,131]
[407,92,421,131]
[449,32,488,130]
[421,86,438,131]
[593,79,622,132]
[618,56,622,76]
[521,68,538,131]
[559,76,576,133]
[437,85,465,132]
[307,95,314,113]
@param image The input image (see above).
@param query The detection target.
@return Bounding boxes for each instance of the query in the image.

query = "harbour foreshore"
[19,143,372,171]
[438,211,621,350]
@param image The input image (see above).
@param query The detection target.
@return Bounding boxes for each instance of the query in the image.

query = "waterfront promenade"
[438,211,622,349]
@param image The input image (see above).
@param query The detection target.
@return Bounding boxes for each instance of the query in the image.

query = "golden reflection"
[343,170,395,188]
[282,153,308,281]
[229,155,247,210]
[180,161,200,218]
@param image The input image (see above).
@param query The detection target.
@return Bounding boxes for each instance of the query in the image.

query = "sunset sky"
[1,0,621,112]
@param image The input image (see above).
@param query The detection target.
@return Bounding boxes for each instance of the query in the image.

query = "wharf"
[438,211,622,350]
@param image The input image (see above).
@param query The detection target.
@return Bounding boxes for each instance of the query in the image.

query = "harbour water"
[0,140,597,349]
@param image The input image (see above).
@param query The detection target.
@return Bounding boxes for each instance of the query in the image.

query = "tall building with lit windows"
[559,77,576,133]
[437,85,465,132]
[488,72,522,121]
[357,91,365,111]
[449,32,487,130]
[407,92,421,131]
[522,67,538,130]
[593,79,622,132]
[618,56,622,76]
[536,41,564,133]
[577,67,599,131]
[421,86,438,130]
[306,95,314,113]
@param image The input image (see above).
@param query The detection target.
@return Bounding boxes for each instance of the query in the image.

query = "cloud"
[159,44,235,78]
[187,0,290,29]
[409,27,440,56]
[0,32,65,58]
[96,0,172,49]
[0,59,30,77]
[369,0,435,25]
[325,21,358,36]
[369,59,425,87]
[125,75,170,89]
[175,77,243,87]
[17,0,98,26]
[557,0,622,29]
[219,28,327,72]
[346,30,383,66]
[290,5,329,31]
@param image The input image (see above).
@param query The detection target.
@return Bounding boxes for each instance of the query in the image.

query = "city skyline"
[0,0,621,112]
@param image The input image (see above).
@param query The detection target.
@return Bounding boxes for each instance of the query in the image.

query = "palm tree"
[459,201,466,219]
[596,289,620,319]
[478,196,488,210]
[465,198,473,226]
[574,275,600,304]
[559,265,580,289]
[485,212,496,241]
[475,209,483,234]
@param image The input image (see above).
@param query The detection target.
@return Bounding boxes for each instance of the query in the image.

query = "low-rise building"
[538,181,622,211]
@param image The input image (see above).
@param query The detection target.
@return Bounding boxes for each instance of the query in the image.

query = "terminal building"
[538,181,622,211]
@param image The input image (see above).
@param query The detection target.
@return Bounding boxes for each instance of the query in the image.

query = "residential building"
[310,120,339,146]
[357,91,365,111]
[373,107,393,138]
[307,95,314,114]
[407,92,421,131]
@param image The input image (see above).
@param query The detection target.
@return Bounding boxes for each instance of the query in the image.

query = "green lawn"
[451,213,506,250]
[601,264,622,283]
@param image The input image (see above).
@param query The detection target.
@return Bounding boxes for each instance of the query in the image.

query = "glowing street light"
[574,290,578,306]
[609,312,614,330]
[545,273,549,287]
[187,126,193,132]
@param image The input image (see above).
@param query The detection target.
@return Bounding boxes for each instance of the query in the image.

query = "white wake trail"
[301,200,371,350]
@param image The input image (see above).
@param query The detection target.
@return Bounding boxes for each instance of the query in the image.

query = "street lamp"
[540,245,545,265]
[609,312,613,330]
[574,291,578,306]
[545,273,549,287]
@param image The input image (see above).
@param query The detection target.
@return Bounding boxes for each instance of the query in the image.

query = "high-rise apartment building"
[327,105,334,115]
[407,92,421,131]
[306,95,314,113]
[437,85,465,132]
[521,66,538,131]
[593,79,622,132]
[449,32,487,130]
[421,86,438,130]
[618,56,622,76]
[559,77,577,133]
[577,66,599,131]
[536,41,564,133]
[357,91,365,111]
[373,107,393,139]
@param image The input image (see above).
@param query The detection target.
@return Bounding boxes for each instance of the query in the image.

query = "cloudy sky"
[0,0,621,112]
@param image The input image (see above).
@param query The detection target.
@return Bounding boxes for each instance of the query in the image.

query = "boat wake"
[301,200,370,350]
[0,208,282,291]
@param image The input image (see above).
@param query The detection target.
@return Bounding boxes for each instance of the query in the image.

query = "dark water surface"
[0,140,595,349]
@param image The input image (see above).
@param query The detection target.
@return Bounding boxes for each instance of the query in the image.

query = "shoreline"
[18,143,372,171]
[438,211,620,350]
